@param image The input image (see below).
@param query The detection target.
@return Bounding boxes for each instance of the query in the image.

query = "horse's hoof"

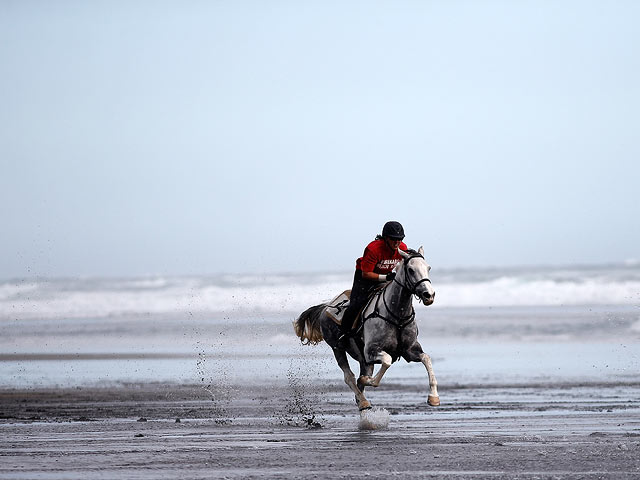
[427,395,440,406]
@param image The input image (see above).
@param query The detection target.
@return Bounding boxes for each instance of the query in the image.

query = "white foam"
[0,278,345,320]
[359,407,390,430]
[0,282,39,301]
[434,278,640,307]
[1,265,639,320]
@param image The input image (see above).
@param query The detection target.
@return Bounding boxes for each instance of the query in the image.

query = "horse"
[293,246,440,410]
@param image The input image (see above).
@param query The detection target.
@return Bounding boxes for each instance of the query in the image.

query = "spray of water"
[194,327,236,424]
[359,407,390,430]
[281,357,323,428]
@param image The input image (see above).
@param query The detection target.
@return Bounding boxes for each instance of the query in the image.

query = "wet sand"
[1,380,639,479]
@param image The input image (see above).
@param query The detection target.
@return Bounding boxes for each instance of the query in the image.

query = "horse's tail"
[293,304,326,345]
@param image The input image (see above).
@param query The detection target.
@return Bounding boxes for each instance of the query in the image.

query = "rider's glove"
[386,272,396,282]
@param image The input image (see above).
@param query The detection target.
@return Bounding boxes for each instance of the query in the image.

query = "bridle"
[362,252,432,331]
[393,253,432,297]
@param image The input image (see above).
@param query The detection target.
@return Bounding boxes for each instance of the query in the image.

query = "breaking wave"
[1,264,639,320]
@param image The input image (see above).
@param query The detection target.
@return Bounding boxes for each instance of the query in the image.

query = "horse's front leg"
[332,348,371,410]
[358,351,392,388]
[420,352,440,406]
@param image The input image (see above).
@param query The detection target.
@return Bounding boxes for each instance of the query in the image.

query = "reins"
[362,253,430,331]
[394,253,432,298]
[394,273,431,295]
[362,284,415,330]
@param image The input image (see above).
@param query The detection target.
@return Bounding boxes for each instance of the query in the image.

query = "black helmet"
[382,221,405,240]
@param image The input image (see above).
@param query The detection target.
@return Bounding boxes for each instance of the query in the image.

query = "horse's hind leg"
[357,362,374,393]
[332,348,371,410]
[420,352,440,406]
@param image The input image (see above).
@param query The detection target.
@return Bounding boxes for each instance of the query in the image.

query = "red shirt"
[355,239,408,274]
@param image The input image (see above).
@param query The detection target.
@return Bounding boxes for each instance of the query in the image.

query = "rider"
[338,221,408,343]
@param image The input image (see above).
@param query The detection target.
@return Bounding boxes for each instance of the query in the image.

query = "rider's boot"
[337,328,352,345]
[338,303,359,345]
[338,320,353,345]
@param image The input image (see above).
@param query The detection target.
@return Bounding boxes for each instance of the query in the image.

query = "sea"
[1,263,639,389]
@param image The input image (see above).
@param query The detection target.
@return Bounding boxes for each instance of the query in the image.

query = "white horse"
[294,247,440,410]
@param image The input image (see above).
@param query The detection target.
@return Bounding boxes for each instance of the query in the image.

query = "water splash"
[359,407,390,430]
[281,358,323,428]
[194,328,236,424]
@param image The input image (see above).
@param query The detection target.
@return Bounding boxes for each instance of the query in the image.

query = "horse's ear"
[398,248,410,259]
[418,246,424,256]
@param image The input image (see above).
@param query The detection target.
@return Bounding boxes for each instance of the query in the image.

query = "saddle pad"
[325,290,351,324]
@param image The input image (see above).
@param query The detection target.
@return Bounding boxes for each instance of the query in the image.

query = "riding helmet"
[382,221,405,240]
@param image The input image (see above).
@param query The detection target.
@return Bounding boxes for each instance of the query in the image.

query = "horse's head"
[397,246,435,306]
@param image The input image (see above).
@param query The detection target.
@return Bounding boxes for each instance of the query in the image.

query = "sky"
[1,0,639,278]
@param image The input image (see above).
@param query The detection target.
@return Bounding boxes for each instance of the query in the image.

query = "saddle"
[325,290,351,325]
[325,284,387,330]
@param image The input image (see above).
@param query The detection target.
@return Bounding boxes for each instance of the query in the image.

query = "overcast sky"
[1,0,638,278]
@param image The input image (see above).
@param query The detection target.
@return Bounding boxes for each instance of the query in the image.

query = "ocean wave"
[1,266,639,320]
[435,277,640,307]
[0,278,345,320]
[0,282,40,301]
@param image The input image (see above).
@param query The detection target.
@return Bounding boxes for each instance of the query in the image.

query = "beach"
[4,1,640,476]
[1,265,639,478]
[2,380,639,479]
